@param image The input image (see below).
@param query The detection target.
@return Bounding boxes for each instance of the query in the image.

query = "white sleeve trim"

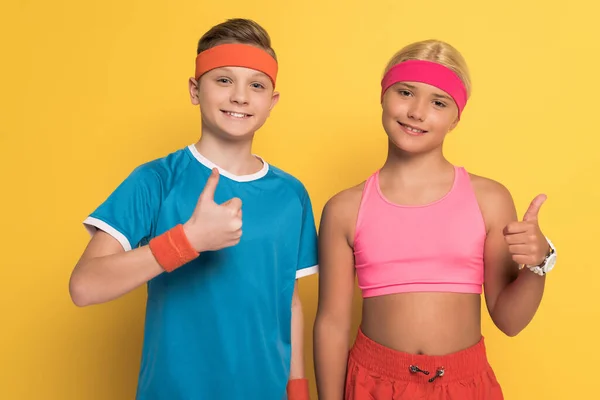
[295,265,318,279]
[83,216,132,251]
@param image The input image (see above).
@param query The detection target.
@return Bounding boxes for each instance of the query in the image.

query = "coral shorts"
[345,328,504,400]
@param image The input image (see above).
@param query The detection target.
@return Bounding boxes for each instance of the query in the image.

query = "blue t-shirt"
[83,144,318,400]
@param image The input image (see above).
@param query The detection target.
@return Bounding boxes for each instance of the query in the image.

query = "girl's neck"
[380,141,453,185]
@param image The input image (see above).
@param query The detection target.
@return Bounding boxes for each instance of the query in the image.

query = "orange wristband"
[286,378,310,400]
[149,224,199,272]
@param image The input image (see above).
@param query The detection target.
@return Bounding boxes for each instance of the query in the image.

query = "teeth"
[404,124,424,133]
[227,112,247,118]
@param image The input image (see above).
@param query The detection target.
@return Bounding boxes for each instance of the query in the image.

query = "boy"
[69,18,316,400]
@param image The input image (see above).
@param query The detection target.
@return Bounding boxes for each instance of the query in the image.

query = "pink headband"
[381,60,468,117]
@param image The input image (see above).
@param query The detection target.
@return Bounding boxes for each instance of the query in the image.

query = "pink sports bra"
[353,166,486,298]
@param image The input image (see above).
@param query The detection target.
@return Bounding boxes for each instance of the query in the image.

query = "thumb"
[222,197,242,214]
[523,194,547,221]
[199,168,220,203]
[221,197,242,218]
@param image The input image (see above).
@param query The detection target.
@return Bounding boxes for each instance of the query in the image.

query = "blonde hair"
[384,40,471,98]
[197,18,276,61]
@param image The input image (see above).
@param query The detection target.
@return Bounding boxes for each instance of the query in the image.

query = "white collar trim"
[187,144,269,182]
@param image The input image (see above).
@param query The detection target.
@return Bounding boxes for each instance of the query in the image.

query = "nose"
[230,84,249,106]
[407,98,427,122]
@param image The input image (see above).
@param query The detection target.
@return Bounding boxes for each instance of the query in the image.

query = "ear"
[189,77,200,106]
[447,114,460,133]
[380,92,388,109]
[269,91,280,111]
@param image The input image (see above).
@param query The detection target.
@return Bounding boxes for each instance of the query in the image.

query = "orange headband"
[194,43,278,87]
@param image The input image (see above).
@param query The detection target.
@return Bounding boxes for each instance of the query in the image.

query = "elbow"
[69,273,94,307]
[493,318,524,337]
[291,293,302,310]
[313,313,350,339]
[500,326,522,337]
[291,289,303,316]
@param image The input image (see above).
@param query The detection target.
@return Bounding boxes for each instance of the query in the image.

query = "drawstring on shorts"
[409,365,445,383]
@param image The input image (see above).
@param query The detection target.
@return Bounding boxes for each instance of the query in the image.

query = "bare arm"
[289,280,306,380]
[69,231,165,307]
[69,168,242,307]
[313,190,358,399]
[476,177,550,337]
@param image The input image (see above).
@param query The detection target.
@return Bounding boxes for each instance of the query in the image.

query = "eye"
[216,77,232,84]
[397,89,412,97]
[433,100,447,108]
[251,82,266,89]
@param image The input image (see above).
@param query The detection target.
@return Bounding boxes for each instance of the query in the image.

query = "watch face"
[543,254,557,273]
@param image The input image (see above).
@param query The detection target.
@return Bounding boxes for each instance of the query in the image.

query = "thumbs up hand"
[503,194,551,267]
[183,168,243,252]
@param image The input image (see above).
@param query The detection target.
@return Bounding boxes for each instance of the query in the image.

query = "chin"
[218,130,255,142]
[213,122,258,140]
[387,134,436,154]
[223,114,267,135]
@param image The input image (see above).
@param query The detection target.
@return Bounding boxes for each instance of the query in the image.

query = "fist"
[503,194,550,266]
[183,168,243,252]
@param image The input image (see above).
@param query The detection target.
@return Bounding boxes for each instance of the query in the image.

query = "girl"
[313,40,557,399]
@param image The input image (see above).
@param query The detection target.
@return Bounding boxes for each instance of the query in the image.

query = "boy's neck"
[193,133,264,176]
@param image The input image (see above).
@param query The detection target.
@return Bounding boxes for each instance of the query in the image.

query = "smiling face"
[381,81,460,154]
[189,66,279,142]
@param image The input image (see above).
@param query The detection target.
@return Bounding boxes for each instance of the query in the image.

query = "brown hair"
[197,18,277,61]
[384,40,471,98]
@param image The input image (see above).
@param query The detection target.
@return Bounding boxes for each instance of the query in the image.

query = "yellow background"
[1,1,598,399]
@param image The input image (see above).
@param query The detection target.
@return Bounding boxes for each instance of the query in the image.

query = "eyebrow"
[215,67,268,80]
[431,93,453,101]
[396,82,453,101]
[215,67,233,74]
[397,82,417,90]
[250,72,269,81]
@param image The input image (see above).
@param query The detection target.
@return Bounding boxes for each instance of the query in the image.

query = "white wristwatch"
[525,237,557,276]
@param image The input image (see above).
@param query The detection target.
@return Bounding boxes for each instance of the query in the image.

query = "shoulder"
[325,183,365,212]
[267,164,310,200]
[468,173,517,229]
[469,173,514,206]
[127,147,191,189]
[321,182,365,228]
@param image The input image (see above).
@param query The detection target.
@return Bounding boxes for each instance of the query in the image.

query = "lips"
[222,110,253,119]
[398,121,428,135]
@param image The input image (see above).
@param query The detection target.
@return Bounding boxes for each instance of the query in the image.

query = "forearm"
[490,268,546,336]
[290,296,306,379]
[314,317,350,400]
[69,245,164,307]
